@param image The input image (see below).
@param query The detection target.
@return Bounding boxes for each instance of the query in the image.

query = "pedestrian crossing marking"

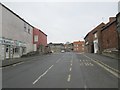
[79,59,94,67]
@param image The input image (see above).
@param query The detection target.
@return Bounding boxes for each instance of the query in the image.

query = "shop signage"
[0,38,26,47]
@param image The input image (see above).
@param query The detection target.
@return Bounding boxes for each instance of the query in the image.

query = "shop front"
[0,37,26,60]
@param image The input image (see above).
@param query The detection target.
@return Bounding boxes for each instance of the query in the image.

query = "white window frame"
[34,35,38,42]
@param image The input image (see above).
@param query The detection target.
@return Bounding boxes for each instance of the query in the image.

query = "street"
[2,52,119,88]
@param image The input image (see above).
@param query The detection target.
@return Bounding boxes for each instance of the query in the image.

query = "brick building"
[84,23,105,53]
[73,41,85,52]
[116,12,120,59]
[33,28,47,54]
[101,17,118,52]
[84,16,119,59]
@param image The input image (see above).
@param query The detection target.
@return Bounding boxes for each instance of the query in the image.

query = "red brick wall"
[33,28,47,48]
[84,23,105,53]
[101,22,118,50]
[73,41,85,52]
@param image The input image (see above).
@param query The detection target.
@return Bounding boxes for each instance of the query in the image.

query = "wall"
[0,4,2,38]
[84,23,105,53]
[0,4,3,60]
[102,22,118,51]
[73,41,85,52]
[33,28,47,47]
[2,5,34,54]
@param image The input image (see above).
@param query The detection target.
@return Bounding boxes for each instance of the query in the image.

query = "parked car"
[61,50,65,53]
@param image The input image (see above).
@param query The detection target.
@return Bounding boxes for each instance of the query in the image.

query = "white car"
[61,50,65,53]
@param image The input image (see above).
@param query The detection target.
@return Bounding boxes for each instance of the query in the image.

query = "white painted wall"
[0,4,2,38]
[93,39,98,53]
[2,5,34,54]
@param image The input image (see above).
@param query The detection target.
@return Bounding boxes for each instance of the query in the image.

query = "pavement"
[2,52,119,89]
[1,54,49,67]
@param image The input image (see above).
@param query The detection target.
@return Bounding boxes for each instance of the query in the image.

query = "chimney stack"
[109,17,116,22]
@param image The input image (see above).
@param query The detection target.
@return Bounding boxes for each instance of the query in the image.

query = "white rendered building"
[0,4,34,60]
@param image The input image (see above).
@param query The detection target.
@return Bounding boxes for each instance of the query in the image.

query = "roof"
[101,18,116,31]
[73,41,84,44]
[84,22,105,39]
[39,29,47,36]
[116,12,120,18]
[1,3,34,27]
[1,3,47,36]
[49,43,64,46]
[34,28,47,36]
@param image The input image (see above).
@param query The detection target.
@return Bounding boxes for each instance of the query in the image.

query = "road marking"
[33,65,54,84]
[0,68,2,69]
[80,63,84,66]
[56,55,64,63]
[89,63,94,66]
[94,60,120,78]
[80,60,81,62]
[67,74,71,82]
[71,63,72,66]
[84,85,87,90]
[83,54,120,78]
[69,67,72,71]
[12,62,24,66]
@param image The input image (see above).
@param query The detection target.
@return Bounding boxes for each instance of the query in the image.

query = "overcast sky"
[2,1,119,43]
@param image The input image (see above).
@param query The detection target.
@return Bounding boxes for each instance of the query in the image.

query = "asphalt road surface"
[2,52,119,88]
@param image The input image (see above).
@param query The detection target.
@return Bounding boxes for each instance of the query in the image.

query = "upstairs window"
[94,33,97,38]
[34,35,38,42]
[28,26,30,34]
[24,23,27,32]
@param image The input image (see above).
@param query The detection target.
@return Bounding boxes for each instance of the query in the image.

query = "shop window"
[15,47,19,53]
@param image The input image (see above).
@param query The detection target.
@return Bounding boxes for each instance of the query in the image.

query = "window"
[82,44,84,47]
[12,47,19,54]
[24,23,27,32]
[34,35,38,42]
[28,26,30,34]
[15,47,19,53]
[94,33,97,38]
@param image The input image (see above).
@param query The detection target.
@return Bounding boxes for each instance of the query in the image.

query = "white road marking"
[84,85,87,90]
[90,63,94,66]
[33,65,54,84]
[94,60,120,78]
[85,63,88,66]
[80,60,81,62]
[0,68,2,69]
[67,74,71,82]
[69,67,72,71]
[71,63,72,66]
[80,63,84,66]
[83,54,120,78]
[56,55,64,63]
[12,62,24,66]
